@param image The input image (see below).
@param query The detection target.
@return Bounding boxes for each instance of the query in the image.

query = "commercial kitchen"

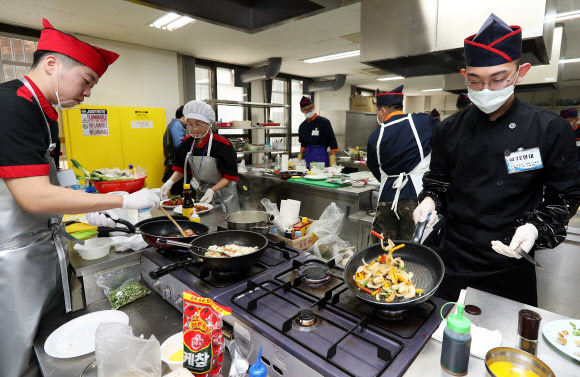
[1,1,580,377]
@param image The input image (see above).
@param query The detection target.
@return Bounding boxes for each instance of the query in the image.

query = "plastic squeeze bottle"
[440,303,472,376]
[248,347,268,377]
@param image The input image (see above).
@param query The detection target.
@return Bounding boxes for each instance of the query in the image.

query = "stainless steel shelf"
[236,150,286,154]
[204,99,289,108]
[217,126,287,130]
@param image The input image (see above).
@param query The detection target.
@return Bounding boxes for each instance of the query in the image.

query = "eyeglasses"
[301,105,314,113]
[465,69,519,91]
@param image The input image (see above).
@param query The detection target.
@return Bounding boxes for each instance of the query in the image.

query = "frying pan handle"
[102,213,137,233]
[149,258,203,279]
[157,238,192,248]
[411,214,430,244]
[251,224,274,231]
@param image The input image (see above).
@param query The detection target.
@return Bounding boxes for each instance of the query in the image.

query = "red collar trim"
[194,131,211,149]
[24,76,58,122]
[307,113,318,122]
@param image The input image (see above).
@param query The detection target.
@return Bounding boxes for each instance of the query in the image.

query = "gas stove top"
[140,240,449,377]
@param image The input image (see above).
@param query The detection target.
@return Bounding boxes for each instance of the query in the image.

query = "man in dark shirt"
[163,105,186,195]
[413,14,580,305]
[560,108,580,170]
[297,96,339,167]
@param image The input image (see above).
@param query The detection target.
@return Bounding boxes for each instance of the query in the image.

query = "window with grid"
[216,67,247,136]
[195,66,211,100]
[0,35,38,83]
[291,79,307,153]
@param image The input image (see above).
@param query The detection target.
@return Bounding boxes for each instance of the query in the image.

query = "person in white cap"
[161,100,240,213]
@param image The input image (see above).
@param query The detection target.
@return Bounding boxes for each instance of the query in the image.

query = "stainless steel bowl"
[231,139,248,152]
[226,211,274,235]
[485,347,555,377]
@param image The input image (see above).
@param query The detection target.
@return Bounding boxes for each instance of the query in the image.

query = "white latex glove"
[86,209,118,228]
[491,223,538,258]
[160,179,175,200]
[199,188,214,204]
[412,197,437,227]
[112,235,148,252]
[122,189,160,210]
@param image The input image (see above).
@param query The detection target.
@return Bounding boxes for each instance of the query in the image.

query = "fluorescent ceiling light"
[150,12,195,31]
[420,88,443,92]
[301,50,360,64]
[560,58,580,64]
[545,10,580,23]
[377,76,405,81]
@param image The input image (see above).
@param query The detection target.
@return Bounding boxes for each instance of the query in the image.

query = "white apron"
[183,132,240,214]
[375,114,430,220]
[0,78,80,377]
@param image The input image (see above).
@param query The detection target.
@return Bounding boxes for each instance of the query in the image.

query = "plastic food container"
[93,176,146,194]
[160,332,184,371]
[216,121,233,128]
[74,238,112,260]
[232,120,252,128]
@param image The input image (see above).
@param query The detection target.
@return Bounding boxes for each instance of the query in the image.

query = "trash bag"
[261,198,284,235]
[307,203,352,260]
[95,266,150,309]
[95,322,161,377]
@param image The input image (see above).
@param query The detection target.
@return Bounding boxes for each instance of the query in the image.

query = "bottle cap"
[446,304,471,334]
[183,184,191,189]
[249,347,267,377]
[302,217,308,224]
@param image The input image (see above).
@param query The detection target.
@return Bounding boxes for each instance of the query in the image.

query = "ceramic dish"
[542,319,580,362]
[173,203,213,215]
[304,174,330,181]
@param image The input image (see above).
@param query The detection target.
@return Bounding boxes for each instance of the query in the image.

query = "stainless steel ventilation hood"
[360,0,556,77]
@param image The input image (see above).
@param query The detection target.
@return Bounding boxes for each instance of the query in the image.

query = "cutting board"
[290,178,351,188]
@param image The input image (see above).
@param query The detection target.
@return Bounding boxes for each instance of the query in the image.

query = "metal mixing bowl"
[485,347,555,377]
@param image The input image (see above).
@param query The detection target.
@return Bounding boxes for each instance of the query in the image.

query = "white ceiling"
[1,0,579,95]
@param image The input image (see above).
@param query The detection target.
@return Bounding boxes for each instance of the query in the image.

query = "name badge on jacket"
[311,129,320,136]
[505,147,543,174]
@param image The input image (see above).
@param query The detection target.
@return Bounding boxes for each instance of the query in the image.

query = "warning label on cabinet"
[81,109,109,136]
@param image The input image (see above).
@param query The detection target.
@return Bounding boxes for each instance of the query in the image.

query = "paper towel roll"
[279,199,300,228]
[281,154,289,171]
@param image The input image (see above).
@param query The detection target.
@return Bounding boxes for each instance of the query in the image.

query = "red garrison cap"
[37,18,119,77]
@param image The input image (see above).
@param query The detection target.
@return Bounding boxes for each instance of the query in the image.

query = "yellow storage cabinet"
[62,105,166,188]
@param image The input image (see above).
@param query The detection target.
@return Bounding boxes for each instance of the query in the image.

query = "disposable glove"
[86,209,119,228]
[122,189,160,210]
[160,179,175,200]
[491,223,538,258]
[412,197,437,227]
[199,188,214,204]
[330,155,337,166]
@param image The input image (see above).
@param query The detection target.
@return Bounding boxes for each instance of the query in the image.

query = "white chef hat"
[183,100,215,124]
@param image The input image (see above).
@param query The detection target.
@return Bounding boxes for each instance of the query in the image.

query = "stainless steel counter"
[69,209,229,306]
[238,171,373,247]
[403,287,580,377]
[33,290,232,377]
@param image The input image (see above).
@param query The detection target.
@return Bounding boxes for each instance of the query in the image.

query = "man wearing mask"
[456,93,472,111]
[0,19,159,377]
[413,14,580,306]
[298,96,339,167]
[367,85,436,240]
[560,108,580,170]
[162,105,186,196]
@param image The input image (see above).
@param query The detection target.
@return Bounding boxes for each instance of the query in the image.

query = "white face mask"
[51,62,78,110]
[303,111,315,119]
[467,70,519,114]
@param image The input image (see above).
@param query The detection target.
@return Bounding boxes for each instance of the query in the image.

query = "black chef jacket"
[420,97,580,305]
[0,78,60,178]
[298,114,339,151]
[172,132,238,182]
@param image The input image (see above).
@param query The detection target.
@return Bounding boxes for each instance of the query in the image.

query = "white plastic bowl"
[160,332,184,371]
[74,238,112,260]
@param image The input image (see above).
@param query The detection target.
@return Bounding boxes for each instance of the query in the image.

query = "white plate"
[173,203,214,215]
[44,310,129,358]
[304,174,330,181]
[542,319,580,361]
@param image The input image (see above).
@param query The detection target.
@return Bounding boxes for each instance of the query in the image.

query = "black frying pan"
[343,219,445,311]
[149,230,268,278]
[98,216,209,249]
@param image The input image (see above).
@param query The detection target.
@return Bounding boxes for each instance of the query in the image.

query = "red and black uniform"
[172,132,238,181]
[0,77,59,179]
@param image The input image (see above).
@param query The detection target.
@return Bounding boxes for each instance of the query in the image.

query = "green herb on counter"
[571,322,580,336]
[108,280,150,310]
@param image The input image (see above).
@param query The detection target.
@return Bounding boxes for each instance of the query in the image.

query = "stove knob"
[175,297,183,307]
[162,287,172,299]
[153,281,161,290]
